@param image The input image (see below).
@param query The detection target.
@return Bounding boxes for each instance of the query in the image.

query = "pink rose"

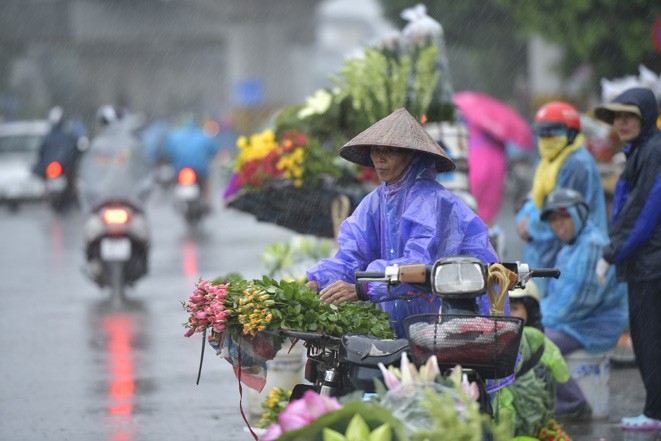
[303,390,342,419]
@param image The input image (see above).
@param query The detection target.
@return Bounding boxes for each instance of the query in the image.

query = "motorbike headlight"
[431,256,488,298]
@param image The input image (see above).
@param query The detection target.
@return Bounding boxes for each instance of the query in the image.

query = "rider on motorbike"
[305,108,499,339]
[77,105,153,282]
[164,114,220,211]
[32,106,84,204]
[78,105,153,214]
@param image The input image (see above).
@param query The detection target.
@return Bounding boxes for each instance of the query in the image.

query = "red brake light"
[46,161,63,179]
[178,168,197,186]
[103,208,129,225]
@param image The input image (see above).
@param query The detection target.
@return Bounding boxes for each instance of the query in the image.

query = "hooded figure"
[540,187,628,420]
[540,189,628,353]
[305,108,497,339]
[593,87,661,429]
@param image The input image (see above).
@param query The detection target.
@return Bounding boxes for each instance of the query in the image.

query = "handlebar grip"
[355,271,385,280]
[530,268,561,279]
[399,264,428,284]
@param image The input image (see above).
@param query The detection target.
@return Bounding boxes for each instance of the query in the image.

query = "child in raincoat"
[499,280,572,441]
[540,187,628,419]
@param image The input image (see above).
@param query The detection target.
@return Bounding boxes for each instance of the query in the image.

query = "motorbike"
[83,200,149,303]
[270,258,559,416]
[78,117,153,303]
[173,167,208,227]
[44,160,77,212]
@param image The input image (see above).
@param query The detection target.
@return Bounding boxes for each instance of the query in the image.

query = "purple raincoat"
[307,154,498,338]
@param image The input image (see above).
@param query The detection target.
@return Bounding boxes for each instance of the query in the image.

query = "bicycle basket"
[404,314,524,380]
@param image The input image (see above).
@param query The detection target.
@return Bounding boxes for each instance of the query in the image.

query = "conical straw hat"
[339,108,455,172]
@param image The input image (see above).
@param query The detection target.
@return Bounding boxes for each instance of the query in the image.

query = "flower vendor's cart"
[223,4,461,239]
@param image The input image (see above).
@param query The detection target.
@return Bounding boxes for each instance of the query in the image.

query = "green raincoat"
[497,327,570,437]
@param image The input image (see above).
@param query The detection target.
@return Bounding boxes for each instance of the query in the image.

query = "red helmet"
[533,101,581,131]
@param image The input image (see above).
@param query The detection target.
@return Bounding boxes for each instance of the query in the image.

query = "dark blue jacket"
[603,88,661,282]
[33,122,80,177]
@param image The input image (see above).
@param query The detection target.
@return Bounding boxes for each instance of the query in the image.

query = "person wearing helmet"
[498,280,571,440]
[516,101,608,298]
[95,104,118,127]
[592,87,661,430]
[33,106,82,181]
[305,108,498,339]
[164,114,220,211]
[540,188,628,421]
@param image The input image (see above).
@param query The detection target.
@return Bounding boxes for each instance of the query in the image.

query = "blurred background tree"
[379,0,528,103]
[379,0,661,110]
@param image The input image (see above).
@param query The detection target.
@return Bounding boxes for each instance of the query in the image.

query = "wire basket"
[226,182,365,238]
[404,313,524,380]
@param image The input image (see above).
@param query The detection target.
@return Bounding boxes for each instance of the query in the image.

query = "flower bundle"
[257,387,293,429]
[232,129,339,192]
[182,280,231,337]
[182,276,395,342]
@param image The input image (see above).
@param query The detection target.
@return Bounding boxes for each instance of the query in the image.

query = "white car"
[0,120,50,210]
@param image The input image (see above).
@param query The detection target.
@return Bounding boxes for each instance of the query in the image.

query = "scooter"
[44,160,77,212]
[173,167,208,227]
[271,258,559,416]
[83,200,149,303]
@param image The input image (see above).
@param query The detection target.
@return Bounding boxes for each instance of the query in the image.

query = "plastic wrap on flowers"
[405,314,524,380]
[225,181,366,238]
[211,332,284,392]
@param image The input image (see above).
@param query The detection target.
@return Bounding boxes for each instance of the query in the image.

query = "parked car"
[0,120,50,210]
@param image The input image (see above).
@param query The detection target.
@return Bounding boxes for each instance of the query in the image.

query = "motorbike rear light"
[103,208,130,225]
[178,167,197,186]
[45,161,63,179]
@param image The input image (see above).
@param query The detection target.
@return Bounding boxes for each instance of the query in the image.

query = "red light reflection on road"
[102,314,136,441]
[182,239,198,278]
[51,222,63,270]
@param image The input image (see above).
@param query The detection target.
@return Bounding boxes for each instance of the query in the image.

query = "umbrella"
[452,91,534,150]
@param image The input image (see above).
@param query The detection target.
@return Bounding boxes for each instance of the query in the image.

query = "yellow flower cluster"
[236,287,275,336]
[235,129,280,171]
[276,147,304,187]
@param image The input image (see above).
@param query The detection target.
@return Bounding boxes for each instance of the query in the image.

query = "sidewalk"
[562,363,659,441]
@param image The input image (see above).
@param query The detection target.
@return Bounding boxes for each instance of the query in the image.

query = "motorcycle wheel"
[108,261,127,305]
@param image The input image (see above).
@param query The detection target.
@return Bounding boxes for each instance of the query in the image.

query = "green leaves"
[225,276,395,339]
[323,415,392,441]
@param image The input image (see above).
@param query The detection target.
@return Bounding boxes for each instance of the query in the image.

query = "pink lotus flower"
[260,390,342,440]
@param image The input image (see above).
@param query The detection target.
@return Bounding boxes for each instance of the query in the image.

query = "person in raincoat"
[540,188,628,420]
[592,87,661,430]
[516,101,608,297]
[165,114,219,209]
[305,108,498,339]
[499,280,571,441]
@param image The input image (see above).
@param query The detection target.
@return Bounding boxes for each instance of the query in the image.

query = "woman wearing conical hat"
[306,108,498,338]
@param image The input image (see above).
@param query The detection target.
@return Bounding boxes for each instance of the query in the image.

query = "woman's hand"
[306,280,319,292]
[319,280,358,305]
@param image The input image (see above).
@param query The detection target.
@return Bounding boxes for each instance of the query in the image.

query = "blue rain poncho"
[541,206,628,353]
[516,146,608,296]
[307,154,498,338]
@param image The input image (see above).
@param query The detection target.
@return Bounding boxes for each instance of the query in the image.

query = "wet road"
[0,182,295,440]
[0,178,652,441]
